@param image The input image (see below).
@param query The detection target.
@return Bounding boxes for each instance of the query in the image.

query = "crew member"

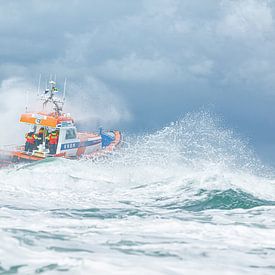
[45,129,50,149]
[25,132,35,152]
[49,130,59,154]
[34,127,44,149]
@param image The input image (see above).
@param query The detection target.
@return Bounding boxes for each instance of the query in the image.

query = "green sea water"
[0,113,275,274]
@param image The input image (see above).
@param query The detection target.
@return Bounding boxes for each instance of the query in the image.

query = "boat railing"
[0,144,24,153]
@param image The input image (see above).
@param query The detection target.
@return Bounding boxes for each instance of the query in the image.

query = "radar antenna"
[41,80,65,116]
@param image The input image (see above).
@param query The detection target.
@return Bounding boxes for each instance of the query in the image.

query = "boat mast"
[25,90,29,112]
[37,74,41,96]
[41,80,66,116]
[63,78,67,102]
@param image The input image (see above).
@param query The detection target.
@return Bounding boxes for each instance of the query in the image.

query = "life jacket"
[49,133,58,145]
[25,133,35,144]
[35,133,43,141]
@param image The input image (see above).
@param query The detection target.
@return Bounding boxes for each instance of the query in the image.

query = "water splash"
[101,111,266,172]
[1,112,275,274]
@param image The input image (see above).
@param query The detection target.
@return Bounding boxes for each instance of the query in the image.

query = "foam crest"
[1,111,275,209]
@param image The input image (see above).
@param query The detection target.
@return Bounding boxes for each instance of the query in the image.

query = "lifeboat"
[0,80,122,166]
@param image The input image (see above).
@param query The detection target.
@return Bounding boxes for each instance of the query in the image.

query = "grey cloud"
[1,0,275,162]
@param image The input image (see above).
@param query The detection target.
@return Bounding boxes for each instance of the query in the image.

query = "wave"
[1,111,275,211]
[163,189,275,211]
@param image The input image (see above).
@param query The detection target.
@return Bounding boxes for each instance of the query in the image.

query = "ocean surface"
[1,112,275,275]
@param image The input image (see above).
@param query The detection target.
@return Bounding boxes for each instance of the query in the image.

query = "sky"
[1,0,275,163]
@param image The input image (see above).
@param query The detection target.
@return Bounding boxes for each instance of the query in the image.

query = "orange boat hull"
[0,130,122,166]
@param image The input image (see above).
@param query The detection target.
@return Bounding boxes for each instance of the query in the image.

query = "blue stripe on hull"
[61,140,101,151]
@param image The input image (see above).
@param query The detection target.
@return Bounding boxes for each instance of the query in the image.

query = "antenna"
[25,91,29,112]
[37,74,41,96]
[48,73,52,90]
[63,78,67,101]
[41,77,66,116]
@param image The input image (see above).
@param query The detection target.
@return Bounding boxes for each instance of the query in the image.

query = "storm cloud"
[1,0,275,162]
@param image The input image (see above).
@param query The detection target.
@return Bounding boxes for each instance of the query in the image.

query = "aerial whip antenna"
[37,74,41,96]
[63,78,67,101]
[25,91,29,112]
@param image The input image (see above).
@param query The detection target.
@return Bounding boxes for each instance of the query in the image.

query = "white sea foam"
[0,112,275,274]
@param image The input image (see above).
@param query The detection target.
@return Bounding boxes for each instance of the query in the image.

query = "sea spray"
[0,112,275,274]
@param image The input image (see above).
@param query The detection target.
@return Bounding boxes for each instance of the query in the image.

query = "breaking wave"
[1,111,275,274]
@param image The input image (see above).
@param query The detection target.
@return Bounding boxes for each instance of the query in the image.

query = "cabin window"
[65,129,76,140]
